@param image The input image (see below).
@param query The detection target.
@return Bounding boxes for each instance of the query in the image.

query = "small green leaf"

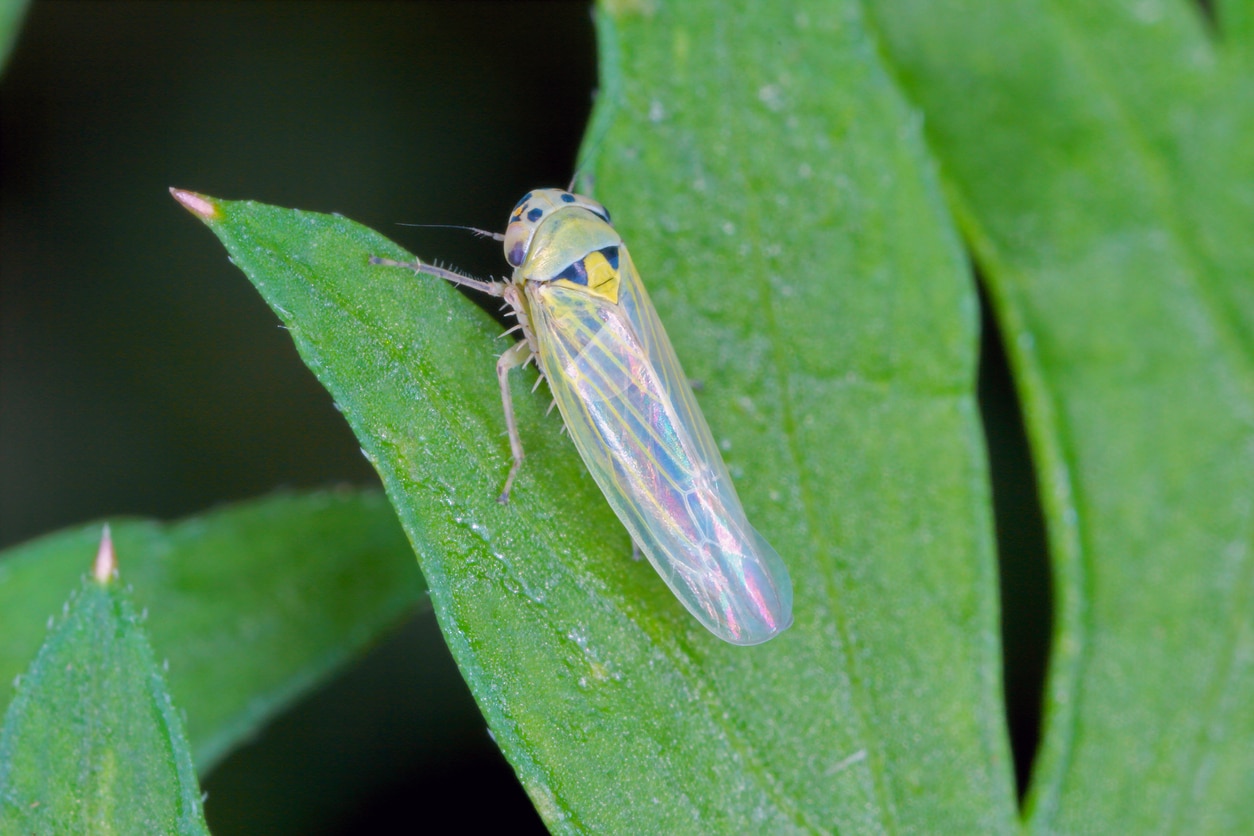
[0,0,28,75]
[0,530,210,835]
[0,489,423,773]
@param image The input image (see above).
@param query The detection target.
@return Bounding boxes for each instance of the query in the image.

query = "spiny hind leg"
[496,339,533,504]
[369,256,505,297]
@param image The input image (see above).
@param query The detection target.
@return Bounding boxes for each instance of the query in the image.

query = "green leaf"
[174,1,1014,831]
[1216,0,1254,65]
[0,489,422,774]
[0,0,28,75]
[0,531,210,835]
[866,0,1254,831]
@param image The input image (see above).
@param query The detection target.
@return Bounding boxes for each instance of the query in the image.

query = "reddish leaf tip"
[169,187,220,221]
[93,523,116,584]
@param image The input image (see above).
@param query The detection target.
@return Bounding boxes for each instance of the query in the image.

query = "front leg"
[370,256,505,297]
[496,339,533,504]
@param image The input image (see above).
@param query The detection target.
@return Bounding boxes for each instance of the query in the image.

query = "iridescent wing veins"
[527,245,793,645]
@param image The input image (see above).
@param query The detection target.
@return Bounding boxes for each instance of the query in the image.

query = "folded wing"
[529,249,793,645]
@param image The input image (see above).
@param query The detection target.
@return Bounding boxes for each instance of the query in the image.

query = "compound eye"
[576,196,611,224]
[504,220,529,266]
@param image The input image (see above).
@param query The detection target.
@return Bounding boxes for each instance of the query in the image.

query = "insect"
[373,189,793,645]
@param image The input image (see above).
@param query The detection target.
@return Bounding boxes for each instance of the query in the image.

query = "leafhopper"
[375,190,793,645]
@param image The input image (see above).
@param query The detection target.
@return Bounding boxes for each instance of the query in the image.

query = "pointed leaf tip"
[170,187,220,221]
[93,524,115,584]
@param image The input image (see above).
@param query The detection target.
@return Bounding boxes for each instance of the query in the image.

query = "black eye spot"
[560,193,576,203]
[527,207,544,222]
[508,243,527,267]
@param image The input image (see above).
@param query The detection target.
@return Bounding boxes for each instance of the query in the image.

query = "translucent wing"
[528,246,793,645]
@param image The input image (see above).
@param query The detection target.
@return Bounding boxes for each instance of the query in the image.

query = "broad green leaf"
[175,0,1014,830]
[866,0,1254,831]
[0,532,210,835]
[0,489,422,774]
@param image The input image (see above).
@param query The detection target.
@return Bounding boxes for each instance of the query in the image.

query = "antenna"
[396,222,505,242]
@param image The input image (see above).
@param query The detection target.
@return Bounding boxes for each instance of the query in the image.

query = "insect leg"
[496,339,533,504]
[369,256,505,297]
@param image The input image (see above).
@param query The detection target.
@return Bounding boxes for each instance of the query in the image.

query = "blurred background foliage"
[0,2,599,831]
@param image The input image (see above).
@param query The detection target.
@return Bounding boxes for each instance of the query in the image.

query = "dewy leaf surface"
[0,489,421,774]
[178,0,1014,831]
[0,539,209,835]
[866,0,1254,831]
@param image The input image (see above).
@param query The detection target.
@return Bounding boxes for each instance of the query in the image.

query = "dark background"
[1,2,593,831]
